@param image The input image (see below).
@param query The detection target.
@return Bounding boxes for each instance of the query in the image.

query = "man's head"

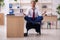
[31,0,36,8]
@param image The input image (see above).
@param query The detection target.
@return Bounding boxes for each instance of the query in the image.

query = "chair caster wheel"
[24,33,28,37]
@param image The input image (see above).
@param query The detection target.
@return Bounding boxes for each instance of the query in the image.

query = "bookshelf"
[20,0,53,15]
[20,0,31,13]
[9,0,53,15]
[9,2,20,14]
[9,1,23,16]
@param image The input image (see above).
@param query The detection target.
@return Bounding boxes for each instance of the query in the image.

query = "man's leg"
[24,16,33,36]
[24,16,35,24]
[34,16,43,22]
[34,16,43,35]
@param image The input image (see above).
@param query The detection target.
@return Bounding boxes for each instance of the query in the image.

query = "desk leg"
[56,21,57,29]
[50,25,51,29]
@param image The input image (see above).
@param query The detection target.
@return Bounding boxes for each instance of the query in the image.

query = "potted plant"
[35,0,38,2]
[56,4,60,20]
[0,0,5,11]
[14,0,17,2]
[0,0,5,6]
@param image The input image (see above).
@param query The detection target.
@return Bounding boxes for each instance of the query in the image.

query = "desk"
[0,13,4,25]
[7,15,24,37]
[43,16,57,29]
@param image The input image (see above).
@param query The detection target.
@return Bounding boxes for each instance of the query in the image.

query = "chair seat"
[26,22,39,28]
[26,22,41,33]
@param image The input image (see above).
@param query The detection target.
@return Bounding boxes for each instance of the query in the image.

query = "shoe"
[24,33,28,37]
[37,32,41,35]
[39,32,41,35]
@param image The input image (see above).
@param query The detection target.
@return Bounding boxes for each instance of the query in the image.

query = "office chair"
[24,21,42,36]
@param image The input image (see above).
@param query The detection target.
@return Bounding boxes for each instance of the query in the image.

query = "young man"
[24,0,46,36]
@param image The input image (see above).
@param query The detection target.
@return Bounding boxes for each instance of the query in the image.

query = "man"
[24,0,46,36]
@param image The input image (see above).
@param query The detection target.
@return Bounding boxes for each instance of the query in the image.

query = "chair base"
[24,33,28,37]
[26,22,41,36]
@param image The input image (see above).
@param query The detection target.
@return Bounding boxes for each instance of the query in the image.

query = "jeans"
[24,16,43,24]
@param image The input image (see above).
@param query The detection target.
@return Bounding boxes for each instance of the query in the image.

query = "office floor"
[0,16,60,40]
[0,26,60,40]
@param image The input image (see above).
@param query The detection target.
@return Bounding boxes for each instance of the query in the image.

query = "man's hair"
[31,0,36,4]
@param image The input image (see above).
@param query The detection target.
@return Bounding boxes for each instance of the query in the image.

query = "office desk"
[0,13,4,25]
[43,16,57,29]
[7,15,24,37]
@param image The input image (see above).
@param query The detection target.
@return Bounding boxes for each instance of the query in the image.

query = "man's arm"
[38,10,47,16]
[23,9,30,16]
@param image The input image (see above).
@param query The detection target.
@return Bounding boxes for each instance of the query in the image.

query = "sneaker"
[37,32,41,35]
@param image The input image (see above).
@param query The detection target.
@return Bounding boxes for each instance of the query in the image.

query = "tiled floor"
[0,26,60,40]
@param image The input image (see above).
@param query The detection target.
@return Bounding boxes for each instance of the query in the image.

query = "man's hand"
[43,11,47,14]
[23,13,26,16]
[42,11,47,15]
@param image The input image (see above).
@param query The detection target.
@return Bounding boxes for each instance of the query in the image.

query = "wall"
[0,0,60,33]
